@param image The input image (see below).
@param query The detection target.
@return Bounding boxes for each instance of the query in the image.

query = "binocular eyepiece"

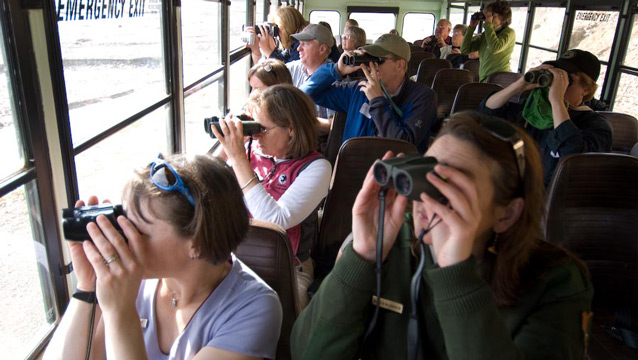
[203,114,264,138]
[523,69,554,88]
[342,53,386,66]
[373,155,448,203]
[62,204,126,242]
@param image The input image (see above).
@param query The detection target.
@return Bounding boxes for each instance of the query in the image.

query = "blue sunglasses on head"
[149,156,196,208]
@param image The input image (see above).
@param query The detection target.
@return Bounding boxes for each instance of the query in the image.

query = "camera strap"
[379,80,404,118]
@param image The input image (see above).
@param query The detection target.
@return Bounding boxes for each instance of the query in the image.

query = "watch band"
[72,290,97,304]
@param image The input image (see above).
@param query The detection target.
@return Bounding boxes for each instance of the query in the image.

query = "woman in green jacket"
[291,112,593,360]
[461,1,516,82]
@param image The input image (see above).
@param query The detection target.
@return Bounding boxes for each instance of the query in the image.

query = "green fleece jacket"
[461,23,515,82]
[291,224,593,360]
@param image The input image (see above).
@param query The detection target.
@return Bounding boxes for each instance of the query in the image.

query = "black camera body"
[255,23,279,38]
[471,12,486,21]
[524,69,554,87]
[342,53,386,66]
[373,155,448,203]
[203,115,263,138]
[62,204,125,242]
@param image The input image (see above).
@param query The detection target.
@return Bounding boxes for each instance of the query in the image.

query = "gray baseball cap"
[291,24,335,47]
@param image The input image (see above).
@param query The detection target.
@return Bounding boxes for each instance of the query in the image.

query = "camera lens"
[395,173,412,196]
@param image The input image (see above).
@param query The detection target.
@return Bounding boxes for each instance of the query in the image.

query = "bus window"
[182,0,222,87]
[1,16,57,359]
[350,12,396,42]
[448,4,465,27]
[569,10,619,99]
[256,0,267,23]
[75,106,170,201]
[0,33,24,179]
[526,7,565,71]
[309,10,340,35]
[56,4,166,147]
[185,79,223,155]
[1,184,57,359]
[612,14,638,119]
[509,6,528,72]
[229,56,252,114]
[229,0,248,52]
[402,13,435,43]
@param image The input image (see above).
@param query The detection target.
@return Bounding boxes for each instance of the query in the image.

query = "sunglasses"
[476,117,526,181]
[149,156,196,208]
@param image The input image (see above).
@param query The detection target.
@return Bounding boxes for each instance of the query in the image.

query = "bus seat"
[407,51,436,78]
[599,112,638,154]
[234,219,299,360]
[416,58,453,88]
[409,44,424,53]
[451,82,503,115]
[312,137,419,281]
[631,143,638,158]
[485,71,523,88]
[431,68,474,120]
[545,153,638,359]
[460,59,480,82]
[323,112,347,167]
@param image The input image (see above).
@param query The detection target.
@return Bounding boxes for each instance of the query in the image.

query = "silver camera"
[240,31,255,45]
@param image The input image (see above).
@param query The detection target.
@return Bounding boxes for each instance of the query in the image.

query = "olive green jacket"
[461,23,516,82]
[291,224,593,360]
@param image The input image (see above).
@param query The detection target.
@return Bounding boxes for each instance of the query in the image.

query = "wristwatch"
[72,290,97,304]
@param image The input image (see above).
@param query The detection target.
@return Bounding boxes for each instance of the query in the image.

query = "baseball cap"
[291,24,335,47]
[360,34,411,62]
[543,49,601,82]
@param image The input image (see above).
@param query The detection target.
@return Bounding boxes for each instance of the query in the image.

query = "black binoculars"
[254,23,279,38]
[342,53,386,66]
[524,69,554,87]
[373,155,448,203]
[204,114,263,138]
[62,204,125,242]
[471,12,486,21]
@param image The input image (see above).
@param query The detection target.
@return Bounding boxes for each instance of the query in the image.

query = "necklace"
[162,265,229,309]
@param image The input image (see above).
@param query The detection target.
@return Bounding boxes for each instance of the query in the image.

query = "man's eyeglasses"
[149,157,196,208]
[476,117,526,181]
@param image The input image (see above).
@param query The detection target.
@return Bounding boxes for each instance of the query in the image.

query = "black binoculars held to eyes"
[373,155,448,203]
[204,114,263,138]
[62,204,126,242]
[471,12,486,21]
[524,69,573,88]
[342,53,386,66]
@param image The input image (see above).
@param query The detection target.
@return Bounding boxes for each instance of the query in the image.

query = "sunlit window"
[309,10,340,36]
[56,3,166,147]
[530,7,565,51]
[402,13,436,43]
[622,14,638,68]
[182,0,222,86]
[185,79,223,155]
[229,0,248,52]
[350,12,396,42]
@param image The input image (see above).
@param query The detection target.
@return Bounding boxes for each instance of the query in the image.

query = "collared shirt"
[287,59,336,119]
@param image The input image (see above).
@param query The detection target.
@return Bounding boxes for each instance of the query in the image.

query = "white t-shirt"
[135,257,282,359]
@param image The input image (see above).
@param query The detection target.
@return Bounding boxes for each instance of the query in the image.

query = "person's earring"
[487,233,499,254]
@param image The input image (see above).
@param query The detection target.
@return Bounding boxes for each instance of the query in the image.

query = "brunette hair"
[247,59,293,88]
[436,112,582,305]
[485,1,512,27]
[123,154,249,265]
[273,7,307,50]
[246,84,318,159]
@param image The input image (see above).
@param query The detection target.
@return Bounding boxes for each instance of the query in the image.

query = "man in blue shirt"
[301,34,438,152]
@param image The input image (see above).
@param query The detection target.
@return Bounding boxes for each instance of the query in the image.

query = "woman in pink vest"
[213,84,332,309]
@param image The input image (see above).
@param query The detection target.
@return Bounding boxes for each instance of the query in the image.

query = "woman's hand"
[210,118,249,166]
[82,213,144,313]
[358,61,384,101]
[68,196,101,291]
[244,26,261,55]
[484,9,494,24]
[352,152,409,262]
[257,25,276,57]
[418,165,481,267]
